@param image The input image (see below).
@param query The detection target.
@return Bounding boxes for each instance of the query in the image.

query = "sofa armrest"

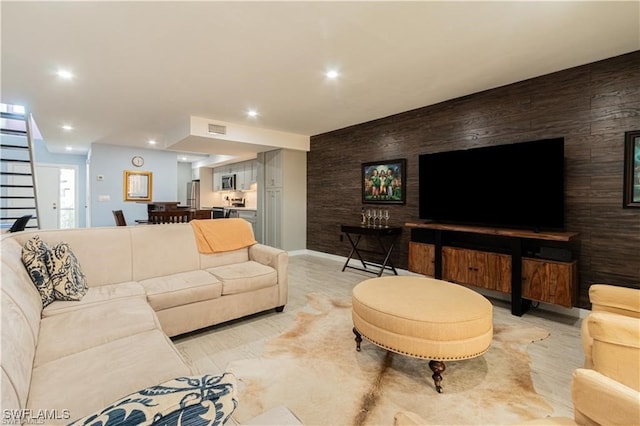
[249,244,286,269]
[572,368,640,426]
[249,244,288,307]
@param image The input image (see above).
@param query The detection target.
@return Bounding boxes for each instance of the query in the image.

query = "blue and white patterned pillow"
[68,373,238,426]
[21,235,55,307]
[46,241,88,301]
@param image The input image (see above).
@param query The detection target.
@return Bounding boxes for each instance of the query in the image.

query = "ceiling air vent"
[208,124,227,135]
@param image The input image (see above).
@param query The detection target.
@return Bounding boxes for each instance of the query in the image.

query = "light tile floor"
[174,253,584,419]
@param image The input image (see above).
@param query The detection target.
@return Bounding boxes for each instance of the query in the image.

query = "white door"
[36,165,77,230]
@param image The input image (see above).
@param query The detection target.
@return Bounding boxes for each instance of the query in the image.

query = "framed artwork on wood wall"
[624,130,640,208]
[362,158,406,204]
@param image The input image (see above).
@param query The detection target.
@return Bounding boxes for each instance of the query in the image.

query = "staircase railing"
[1,109,40,230]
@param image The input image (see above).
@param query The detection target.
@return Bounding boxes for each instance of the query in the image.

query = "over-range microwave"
[221,174,236,190]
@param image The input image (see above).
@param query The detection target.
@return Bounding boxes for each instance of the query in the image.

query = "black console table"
[341,225,402,277]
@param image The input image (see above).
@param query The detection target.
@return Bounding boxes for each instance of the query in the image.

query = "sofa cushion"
[140,270,223,311]
[69,373,238,426]
[11,228,136,287]
[42,281,146,317]
[46,242,88,301]
[34,297,163,367]
[21,235,55,307]
[200,247,250,270]
[130,224,201,281]
[207,261,277,296]
[28,329,192,425]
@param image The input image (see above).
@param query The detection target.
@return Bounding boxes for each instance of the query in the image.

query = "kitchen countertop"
[209,206,256,210]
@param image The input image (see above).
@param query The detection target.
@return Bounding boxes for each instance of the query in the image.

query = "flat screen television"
[418,138,565,231]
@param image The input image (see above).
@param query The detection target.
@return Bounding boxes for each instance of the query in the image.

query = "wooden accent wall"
[307,51,640,309]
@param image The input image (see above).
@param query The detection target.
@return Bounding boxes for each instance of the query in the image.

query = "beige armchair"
[395,284,640,426]
[581,284,640,369]
[514,284,640,426]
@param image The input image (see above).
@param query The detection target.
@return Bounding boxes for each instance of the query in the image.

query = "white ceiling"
[2,1,639,165]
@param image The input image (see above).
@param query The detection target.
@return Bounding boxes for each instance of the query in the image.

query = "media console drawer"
[442,247,511,294]
[522,258,577,308]
[408,242,434,277]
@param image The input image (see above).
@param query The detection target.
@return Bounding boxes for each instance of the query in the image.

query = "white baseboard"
[295,249,589,319]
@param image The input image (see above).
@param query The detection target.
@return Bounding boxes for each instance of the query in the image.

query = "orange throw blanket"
[190,218,257,254]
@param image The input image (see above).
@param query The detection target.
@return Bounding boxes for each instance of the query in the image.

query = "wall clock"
[131,156,144,167]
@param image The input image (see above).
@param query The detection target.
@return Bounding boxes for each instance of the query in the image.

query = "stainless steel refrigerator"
[186,180,200,209]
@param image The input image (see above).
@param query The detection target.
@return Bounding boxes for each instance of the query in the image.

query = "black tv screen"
[419,138,565,231]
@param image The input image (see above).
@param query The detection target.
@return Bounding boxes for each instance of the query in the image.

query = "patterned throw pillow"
[21,235,55,307]
[68,373,238,426]
[46,242,88,301]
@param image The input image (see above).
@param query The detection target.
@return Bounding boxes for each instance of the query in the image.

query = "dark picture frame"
[623,130,640,208]
[362,158,406,204]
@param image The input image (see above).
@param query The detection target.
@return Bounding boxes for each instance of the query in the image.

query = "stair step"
[0,206,36,210]
[0,184,34,188]
[0,158,31,163]
[0,128,28,137]
[1,172,33,177]
[0,196,36,199]
[1,112,27,120]
[0,143,29,150]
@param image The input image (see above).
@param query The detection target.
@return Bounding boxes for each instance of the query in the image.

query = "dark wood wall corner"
[307,51,640,309]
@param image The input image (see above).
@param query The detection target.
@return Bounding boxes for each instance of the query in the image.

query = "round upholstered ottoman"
[352,276,493,392]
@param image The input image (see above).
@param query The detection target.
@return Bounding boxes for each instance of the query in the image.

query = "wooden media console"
[405,222,579,316]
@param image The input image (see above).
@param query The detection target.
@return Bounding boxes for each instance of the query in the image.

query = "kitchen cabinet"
[212,169,223,191]
[235,160,257,191]
[235,164,248,191]
[212,160,258,192]
[264,188,282,249]
[265,150,283,188]
[260,149,306,250]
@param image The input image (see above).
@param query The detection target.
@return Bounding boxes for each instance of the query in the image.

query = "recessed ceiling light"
[62,124,73,131]
[148,140,156,145]
[57,69,73,80]
[247,110,258,118]
[326,69,339,79]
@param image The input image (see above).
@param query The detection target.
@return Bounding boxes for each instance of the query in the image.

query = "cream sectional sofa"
[1,222,288,424]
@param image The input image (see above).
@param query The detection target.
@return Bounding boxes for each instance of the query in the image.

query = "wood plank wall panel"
[307,51,640,309]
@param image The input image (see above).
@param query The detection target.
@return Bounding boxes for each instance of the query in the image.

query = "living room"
[2,2,639,425]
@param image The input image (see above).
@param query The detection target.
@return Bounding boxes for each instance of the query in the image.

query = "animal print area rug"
[226,293,553,425]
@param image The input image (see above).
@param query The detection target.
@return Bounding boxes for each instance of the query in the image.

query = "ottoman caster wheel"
[429,360,446,393]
